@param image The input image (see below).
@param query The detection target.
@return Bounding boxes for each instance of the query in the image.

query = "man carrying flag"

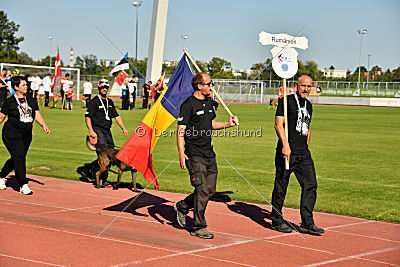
[116,54,195,189]
[174,73,239,239]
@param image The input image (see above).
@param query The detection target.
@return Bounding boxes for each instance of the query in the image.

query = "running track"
[1,174,399,266]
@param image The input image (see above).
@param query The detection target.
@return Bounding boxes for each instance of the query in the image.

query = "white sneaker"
[0,178,6,190]
[20,184,32,195]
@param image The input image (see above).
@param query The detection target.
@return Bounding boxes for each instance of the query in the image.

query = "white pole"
[357,29,367,90]
[48,36,53,68]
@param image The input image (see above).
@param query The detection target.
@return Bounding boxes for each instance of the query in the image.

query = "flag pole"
[283,78,289,170]
[183,48,234,118]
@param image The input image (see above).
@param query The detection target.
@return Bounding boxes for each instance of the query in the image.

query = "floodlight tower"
[48,35,53,68]
[357,29,367,90]
[181,34,188,49]
[133,1,143,76]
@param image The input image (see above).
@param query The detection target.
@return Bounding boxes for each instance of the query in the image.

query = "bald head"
[296,75,312,99]
[298,75,312,84]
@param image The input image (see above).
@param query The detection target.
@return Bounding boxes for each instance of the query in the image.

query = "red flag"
[157,72,165,87]
[117,122,158,189]
[114,70,128,86]
[51,50,61,93]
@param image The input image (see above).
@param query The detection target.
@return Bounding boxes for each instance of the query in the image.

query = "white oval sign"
[272,48,298,79]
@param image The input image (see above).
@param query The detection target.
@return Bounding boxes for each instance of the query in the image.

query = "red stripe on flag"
[116,122,159,189]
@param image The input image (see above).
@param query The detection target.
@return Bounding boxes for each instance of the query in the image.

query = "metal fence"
[212,79,400,103]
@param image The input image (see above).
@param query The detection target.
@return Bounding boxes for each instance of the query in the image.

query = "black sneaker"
[299,224,325,235]
[173,201,186,228]
[190,228,214,239]
[271,223,293,233]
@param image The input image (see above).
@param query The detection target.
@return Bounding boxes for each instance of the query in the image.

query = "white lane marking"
[0,253,66,267]
[0,198,160,224]
[303,246,400,266]
[328,229,400,244]
[325,221,372,229]
[0,219,176,252]
[110,234,300,266]
[0,219,254,267]
[37,204,108,215]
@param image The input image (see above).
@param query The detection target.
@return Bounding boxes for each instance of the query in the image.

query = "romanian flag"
[116,54,194,189]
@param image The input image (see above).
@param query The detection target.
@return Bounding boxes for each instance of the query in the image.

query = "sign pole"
[283,78,289,170]
[183,48,235,118]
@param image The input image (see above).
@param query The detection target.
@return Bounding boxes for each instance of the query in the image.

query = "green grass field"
[1,101,399,223]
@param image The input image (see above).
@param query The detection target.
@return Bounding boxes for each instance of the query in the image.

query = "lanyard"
[98,95,110,120]
[294,93,309,136]
[294,93,306,111]
[14,95,28,115]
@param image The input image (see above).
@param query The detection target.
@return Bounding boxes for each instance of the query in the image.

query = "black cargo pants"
[178,156,218,230]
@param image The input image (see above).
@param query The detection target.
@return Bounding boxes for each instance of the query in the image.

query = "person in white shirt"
[83,78,93,108]
[30,73,42,98]
[59,73,72,110]
[128,76,137,110]
[42,73,52,107]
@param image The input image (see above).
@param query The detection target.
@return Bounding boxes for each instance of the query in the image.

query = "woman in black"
[0,76,51,195]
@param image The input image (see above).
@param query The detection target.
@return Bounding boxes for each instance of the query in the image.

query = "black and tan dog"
[86,136,137,190]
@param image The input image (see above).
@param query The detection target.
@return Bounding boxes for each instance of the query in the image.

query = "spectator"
[121,80,129,110]
[128,76,137,110]
[142,81,151,109]
[42,73,52,107]
[82,78,93,108]
[5,70,13,97]
[59,73,71,110]
[30,73,42,98]
[66,89,74,110]
[0,70,8,108]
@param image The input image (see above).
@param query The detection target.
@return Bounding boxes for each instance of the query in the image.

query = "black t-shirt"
[1,94,39,133]
[85,95,119,130]
[275,94,313,154]
[178,95,216,158]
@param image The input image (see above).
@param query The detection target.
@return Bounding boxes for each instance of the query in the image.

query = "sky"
[2,0,400,71]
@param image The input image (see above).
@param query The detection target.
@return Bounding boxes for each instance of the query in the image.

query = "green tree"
[75,56,84,68]
[354,66,367,73]
[83,54,99,74]
[296,61,322,80]
[371,65,382,72]
[391,67,400,82]
[16,52,33,65]
[195,60,208,73]
[207,57,232,78]
[0,11,24,59]
[329,65,335,70]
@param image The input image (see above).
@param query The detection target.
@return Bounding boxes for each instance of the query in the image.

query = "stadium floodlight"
[357,29,367,91]
[132,1,143,77]
[181,34,188,49]
[48,36,53,68]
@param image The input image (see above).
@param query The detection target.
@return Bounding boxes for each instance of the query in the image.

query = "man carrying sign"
[271,75,324,235]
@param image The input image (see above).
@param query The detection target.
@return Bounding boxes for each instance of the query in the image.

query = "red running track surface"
[0,174,399,266]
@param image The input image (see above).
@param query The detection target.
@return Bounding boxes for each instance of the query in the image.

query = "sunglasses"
[202,81,214,87]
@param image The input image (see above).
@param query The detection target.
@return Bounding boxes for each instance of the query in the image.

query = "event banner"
[370,98,400,107]
[322,89,400,97]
